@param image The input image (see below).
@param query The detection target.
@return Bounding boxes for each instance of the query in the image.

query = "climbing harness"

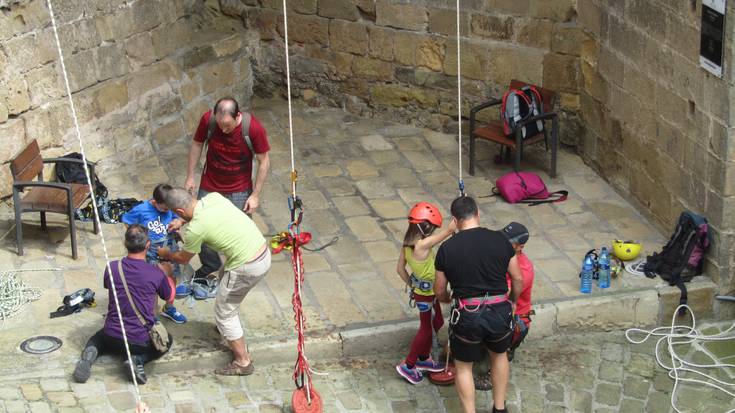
[280,1,322,411]
[49,288,96,318]
[46,0,143,402]
[626,305,735,413]
[0,269,54,324]
[448,293,509,326]
[409,274,434,293]
[455,294,508,311]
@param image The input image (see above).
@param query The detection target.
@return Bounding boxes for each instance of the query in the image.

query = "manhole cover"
[20,336,63,354]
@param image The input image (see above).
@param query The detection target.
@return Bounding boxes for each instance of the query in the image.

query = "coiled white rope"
[626,305,735,413]
[45,0,142,401]
[0,269,53,324]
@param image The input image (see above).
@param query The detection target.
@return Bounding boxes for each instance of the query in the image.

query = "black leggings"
[83,329,172,364]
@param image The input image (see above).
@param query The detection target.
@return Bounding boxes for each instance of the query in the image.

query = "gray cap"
[502,222,529,245]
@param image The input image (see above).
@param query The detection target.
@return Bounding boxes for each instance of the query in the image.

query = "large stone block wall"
[0,0,258,196]
[234,0,735,306]
[577,0,735,305]
[236,0,584,143]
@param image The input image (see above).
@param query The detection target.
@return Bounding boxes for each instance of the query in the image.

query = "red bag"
[493,172,567,206]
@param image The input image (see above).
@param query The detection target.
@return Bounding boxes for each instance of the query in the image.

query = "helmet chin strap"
[416,223,427,237]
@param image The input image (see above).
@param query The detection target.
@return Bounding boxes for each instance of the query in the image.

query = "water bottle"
[598,247,611,289]
[580,254,594,294]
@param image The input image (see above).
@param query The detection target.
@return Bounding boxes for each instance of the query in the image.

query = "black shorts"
[450,300,513,362]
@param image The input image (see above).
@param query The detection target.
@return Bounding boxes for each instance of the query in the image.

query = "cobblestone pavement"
[0,323,733,412]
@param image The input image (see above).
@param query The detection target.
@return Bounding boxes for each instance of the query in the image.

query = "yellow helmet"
[613,240,641,261]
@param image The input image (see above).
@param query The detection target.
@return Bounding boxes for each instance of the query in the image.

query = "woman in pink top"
[475,222,534,391]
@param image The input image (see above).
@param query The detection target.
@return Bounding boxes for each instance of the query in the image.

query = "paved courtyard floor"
[0,98,716,412]
[0,98,667,336]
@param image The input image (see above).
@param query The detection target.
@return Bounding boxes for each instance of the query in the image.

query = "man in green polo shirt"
[158,187,270,376]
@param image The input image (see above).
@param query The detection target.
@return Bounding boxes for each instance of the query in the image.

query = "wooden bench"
[468,79,559,178]
[10,140,99,259]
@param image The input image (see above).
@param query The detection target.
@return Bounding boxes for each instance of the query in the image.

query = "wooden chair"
[469,79,559,178]
[10,140,99,259]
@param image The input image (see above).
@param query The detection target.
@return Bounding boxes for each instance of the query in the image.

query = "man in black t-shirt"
[435,196,523,413]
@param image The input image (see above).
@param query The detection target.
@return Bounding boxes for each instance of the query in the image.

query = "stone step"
[0,277,716,382]
[110,277,722,377]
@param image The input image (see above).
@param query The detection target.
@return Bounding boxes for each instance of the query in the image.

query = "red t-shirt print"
[193,110,271,194]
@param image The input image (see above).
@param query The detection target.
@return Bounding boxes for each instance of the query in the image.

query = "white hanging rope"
[281,0,313,404]
[456,0,464,195]
[45,0,142,400]
[282,0,297,200]
[626,305,735,413]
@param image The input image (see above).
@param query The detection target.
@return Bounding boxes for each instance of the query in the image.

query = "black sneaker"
[72,346,98,383]
[492,407,508,413]
[123,356,147,384]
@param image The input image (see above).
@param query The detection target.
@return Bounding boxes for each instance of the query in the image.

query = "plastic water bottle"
[580,254,594,294]
[598,247,611,289]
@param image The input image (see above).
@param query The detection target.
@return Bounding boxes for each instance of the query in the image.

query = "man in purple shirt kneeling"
[73,224,176,384]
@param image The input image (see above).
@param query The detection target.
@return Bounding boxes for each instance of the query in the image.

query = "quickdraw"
[288,194,303,229]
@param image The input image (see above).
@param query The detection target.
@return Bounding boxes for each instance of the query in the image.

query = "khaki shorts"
[214,248,271,341]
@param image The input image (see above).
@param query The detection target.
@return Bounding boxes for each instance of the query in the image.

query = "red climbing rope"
[270,196,323,413]
[290,239,314,395]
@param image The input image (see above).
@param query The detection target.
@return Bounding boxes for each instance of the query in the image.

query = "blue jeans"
[146,237,181,278]
[195,189,252,278]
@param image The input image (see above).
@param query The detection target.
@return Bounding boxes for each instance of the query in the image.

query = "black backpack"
[55,153,108,198]
[76,197,142,224]
[644,211,712,314]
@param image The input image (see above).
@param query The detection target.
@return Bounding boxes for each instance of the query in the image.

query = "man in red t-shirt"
[475,222,535,392]
[184,97,271,279]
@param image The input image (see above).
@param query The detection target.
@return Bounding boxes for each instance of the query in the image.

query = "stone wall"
[0,0,258,197]
[577,0,735,307]
[237,0,583,143]
[235,0,735,308]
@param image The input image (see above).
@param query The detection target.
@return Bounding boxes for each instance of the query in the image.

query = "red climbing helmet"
[408,202,442,227]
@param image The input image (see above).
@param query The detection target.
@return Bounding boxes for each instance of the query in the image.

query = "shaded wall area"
[577,0,735,309]
[0,0,258,196]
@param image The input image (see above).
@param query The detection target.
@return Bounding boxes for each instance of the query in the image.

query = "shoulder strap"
[117,260,149,328]
[202,111,217,173]
[206,111,217,144]
[240,112,254,157]
[478,187,500,198]
[204,111,256,164]
[529,86,542,104]
[523,190,569,206]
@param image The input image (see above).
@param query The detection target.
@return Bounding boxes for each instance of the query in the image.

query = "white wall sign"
[700,0,727,77]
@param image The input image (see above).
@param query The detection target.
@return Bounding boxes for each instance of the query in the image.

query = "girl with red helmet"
[395,202,456,384]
